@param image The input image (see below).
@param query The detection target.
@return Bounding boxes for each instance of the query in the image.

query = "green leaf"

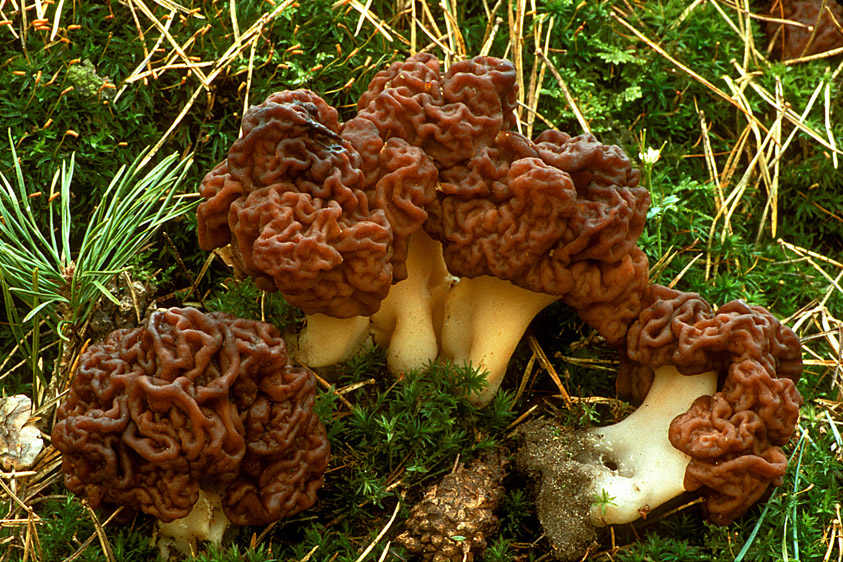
[92,280,121,306]
[596,48,642,65]
[22,299,63,324]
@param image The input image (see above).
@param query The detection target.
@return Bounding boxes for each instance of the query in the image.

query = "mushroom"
[349,54,651,400]
[197,90,391,367]
[197,88,438,367]
[425,129,651,404]
[346,53,524,377]
[52,307,329,557]
[766,0,843,60]
[517,285,803,560]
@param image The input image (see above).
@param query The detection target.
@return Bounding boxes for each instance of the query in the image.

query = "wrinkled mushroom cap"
[196,91,398,317]
[354,53,518,169]
[198,85,442,318]
[766,0,843,60]
[52,307,329,525]
[619,285,803,524]
[425,129,650,345]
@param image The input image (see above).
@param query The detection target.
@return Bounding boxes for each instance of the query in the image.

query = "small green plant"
[316,352,515,518]
[594,488,617,516]
[484,537,514,562]
[188,544,278,562]
[498,488,536,538]
[0,131,195,403]
[205,276,300,332]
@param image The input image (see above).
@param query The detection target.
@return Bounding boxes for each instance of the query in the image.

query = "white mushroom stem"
[156,488,231,559]
[588,364,718,525]
[438,276,559,406]
[371,231,455,375]
[296,314,370,367]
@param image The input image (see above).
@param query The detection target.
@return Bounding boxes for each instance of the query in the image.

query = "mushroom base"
[517,366,717,561]
[296,314,371,367]
[371,230,455,375]
[439,276,561,405]
[156,488,231,560]
[589,366,717,524]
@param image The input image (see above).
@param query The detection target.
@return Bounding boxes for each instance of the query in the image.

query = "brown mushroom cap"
[52,307,329,526]
[196,159,244,251]
[196,90,397,317]
[425,129,650,345]
[354,53,518,169]
[766,0,843,60]
[342,53,520,282]
[340,117,438,281]
[228,181,393,317]
[619,285,803,524]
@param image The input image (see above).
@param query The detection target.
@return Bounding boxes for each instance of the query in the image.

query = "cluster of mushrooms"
[52,53,804,559]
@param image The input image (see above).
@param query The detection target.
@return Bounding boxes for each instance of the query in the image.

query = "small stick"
[49,0,65,41]
[354,0,374,35]
[229,0,240,42]
[240,35,257,136]
[695,104,723,212]
[783,44,843,64]
[516,99,555,129]
[505,403,538,431]
[162,231,205,307]
[309,369,355,411]
[513,353,536,408]
[528,335,572,408]
[354,499,402,562]
[121,270,142,324]
[731,61,842,155]
[508,0,526,128]
[826,78,839,169]
[536,48,591,136]
[778,239,843,270]
[118,2,173,98]
[667,254,703,289]
[84,503,118,562]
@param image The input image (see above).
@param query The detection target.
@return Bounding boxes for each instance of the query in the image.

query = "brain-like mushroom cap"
[766,0,843,60]
[52,307,329,526]
[424,129,650,344]
[620,285,803,524]
[354,53,518,168]
[196,90,399,317]
[340,117,438,281]
[197,90,346,250]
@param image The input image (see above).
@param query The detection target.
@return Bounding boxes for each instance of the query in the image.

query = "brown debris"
[396,451,507,562]
[516,421,599,561]
[0,394,44,471]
